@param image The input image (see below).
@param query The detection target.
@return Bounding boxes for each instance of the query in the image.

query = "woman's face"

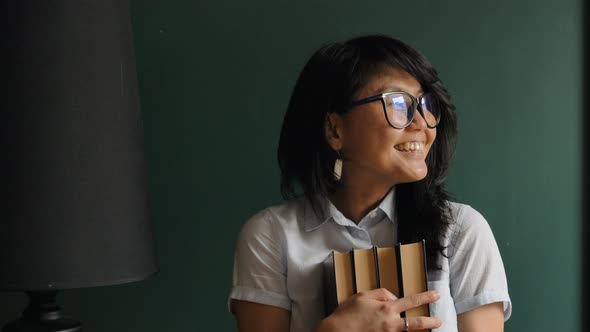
[327,66,437,188]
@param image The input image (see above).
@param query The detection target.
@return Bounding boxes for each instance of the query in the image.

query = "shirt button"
[369,212,377,218]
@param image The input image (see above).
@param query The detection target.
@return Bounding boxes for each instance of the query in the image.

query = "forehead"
[358,66,423,98]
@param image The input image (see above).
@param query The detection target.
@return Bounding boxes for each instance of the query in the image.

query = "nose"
[407,108,427,130]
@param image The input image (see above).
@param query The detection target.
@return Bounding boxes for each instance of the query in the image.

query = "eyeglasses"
[349,91,441,129]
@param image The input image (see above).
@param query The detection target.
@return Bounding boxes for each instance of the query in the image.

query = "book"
[353,248,378,292]
[376,247,399,296]
[323,240,430,331]
[398,242,429,320]
[322,250,355,315]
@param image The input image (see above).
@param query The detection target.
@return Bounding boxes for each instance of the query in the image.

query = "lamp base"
[2,291,82,332]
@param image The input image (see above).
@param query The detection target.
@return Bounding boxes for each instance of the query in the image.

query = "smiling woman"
[329,66,437,188]
[228,35,511,332]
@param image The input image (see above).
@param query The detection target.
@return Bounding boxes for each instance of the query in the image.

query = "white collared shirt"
[228,190,512,332]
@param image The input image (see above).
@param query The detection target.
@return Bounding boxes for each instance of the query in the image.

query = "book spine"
[322,251,337,316]
[421,239,431,322]
[373,246,381,288]
[350,248,357,294]
[395,243,405,318]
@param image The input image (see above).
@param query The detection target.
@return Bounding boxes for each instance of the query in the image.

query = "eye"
[387,95,406,109]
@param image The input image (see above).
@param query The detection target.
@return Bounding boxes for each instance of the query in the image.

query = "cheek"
[343,111,387,149]
[428,128,437,149]
[374,126,398,155]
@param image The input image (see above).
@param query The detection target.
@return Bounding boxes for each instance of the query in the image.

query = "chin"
[396,170,428,184]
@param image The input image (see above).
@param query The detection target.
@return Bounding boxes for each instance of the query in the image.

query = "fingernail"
[432,291,440,299]
[435,318,442,327]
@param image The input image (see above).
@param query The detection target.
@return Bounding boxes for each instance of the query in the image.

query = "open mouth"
[394,141,425,152]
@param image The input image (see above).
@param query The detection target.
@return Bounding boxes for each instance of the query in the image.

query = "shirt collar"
[377,187,395,222]
[304,187,396,232]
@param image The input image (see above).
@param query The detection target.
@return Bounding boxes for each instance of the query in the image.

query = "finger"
[393,291,440,312]
[400,316,442,331]
[358,288,398,301]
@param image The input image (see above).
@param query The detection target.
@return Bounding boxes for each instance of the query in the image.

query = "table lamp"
[0,1,159,331]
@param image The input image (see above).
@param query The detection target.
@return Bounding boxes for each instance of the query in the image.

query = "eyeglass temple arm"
[349,95,383,107]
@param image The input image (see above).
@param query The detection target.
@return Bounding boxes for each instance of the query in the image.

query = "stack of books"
[323,240,430,331]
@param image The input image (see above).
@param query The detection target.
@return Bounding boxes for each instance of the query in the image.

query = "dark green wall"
[0,1,581,331]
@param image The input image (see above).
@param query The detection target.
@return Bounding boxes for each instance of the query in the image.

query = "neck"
[330,182,393,224]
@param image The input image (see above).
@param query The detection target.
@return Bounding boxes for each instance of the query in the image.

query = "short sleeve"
[228,209,291,312]
[447,204,512,320]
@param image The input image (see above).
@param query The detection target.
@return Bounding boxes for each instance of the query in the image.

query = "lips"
[394,141,425,152]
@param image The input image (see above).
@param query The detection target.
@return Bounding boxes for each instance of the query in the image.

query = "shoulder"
[237,198,306,244]
[446,201,487,228]
[445,202,498,255]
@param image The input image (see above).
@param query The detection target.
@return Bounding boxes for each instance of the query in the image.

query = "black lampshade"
[0,0,158,290]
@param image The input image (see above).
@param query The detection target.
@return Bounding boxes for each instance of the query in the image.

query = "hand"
[316,288,442,332]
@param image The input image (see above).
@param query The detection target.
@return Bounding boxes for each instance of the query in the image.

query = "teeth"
[395,142,424,152]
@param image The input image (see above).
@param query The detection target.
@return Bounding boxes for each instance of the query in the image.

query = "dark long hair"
[277,35,458,269]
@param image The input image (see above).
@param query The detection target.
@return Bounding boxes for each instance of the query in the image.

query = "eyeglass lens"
[385,93,439,128]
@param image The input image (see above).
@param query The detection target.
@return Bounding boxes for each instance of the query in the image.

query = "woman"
[228,35,511,332]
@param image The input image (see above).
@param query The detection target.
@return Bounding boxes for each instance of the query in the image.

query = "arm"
[448,205,512,323]
[233,300,290,332]
[229,210,292,328]
[458,302,504,332]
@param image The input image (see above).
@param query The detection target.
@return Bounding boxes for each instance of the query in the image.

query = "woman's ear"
[324,112,344,151]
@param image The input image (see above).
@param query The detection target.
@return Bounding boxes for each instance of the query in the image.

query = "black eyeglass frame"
[349,91,441,129]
